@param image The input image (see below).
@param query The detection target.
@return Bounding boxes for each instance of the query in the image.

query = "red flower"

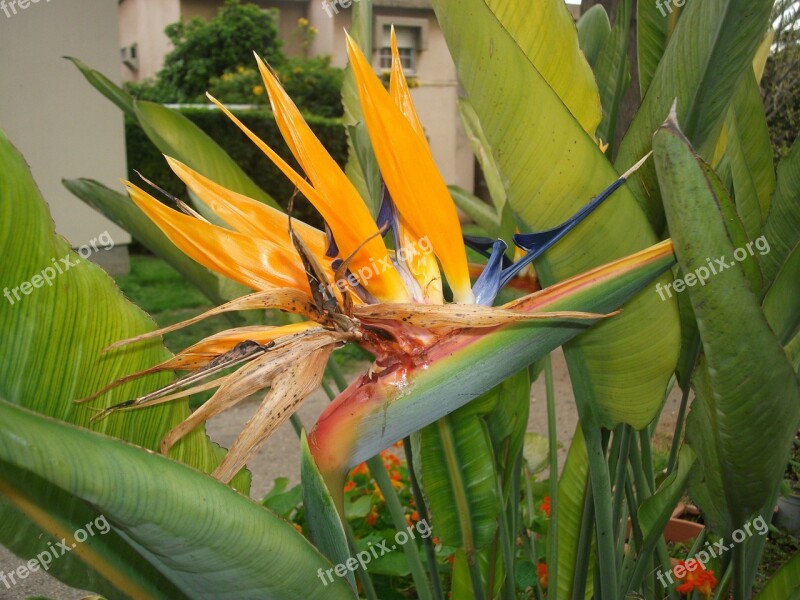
[674,560,717,599]
[343,481,356,492]
[539,496,551,517]
[537,562,548,589]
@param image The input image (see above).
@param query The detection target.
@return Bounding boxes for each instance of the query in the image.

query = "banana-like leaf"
[0,460,186,599]
[636,0,670,97]
[754,551,800,599]
[577,5,611,68]
[133,101,278,209]
[593,0,632,149]
[68,57,277,210]
[0,400,354,600]
[300,430,356,592]
[63,177,229,306]
[458,98,508,215]
[0,128,250,592]
[724,70,776,239]
[625,445,696,592]
[65,57,137,121]
[616,0,774,230]
[761,138,800,286]
[416,412,498,551]
[341,0,378,215]
[653,114,800,533]
[432,0,680,431]
[346,122,382,216]
[763,243,800,345]
[556,427,593,600]
[460,0,602,137]
[310,240,676,495]
[449,185,501,237]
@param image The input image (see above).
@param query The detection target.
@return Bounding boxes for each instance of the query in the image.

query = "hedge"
[125,106,348,227]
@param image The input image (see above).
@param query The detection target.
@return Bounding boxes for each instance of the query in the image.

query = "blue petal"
[470,167,635,306]
[472,239,509,306]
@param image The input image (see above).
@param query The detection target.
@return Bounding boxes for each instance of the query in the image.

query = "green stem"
[345,524,378,600]
[326,360,349,393]
[611,426,632,543]
[368,455,432,600]
[571,477,594,600]
[544,353,559,600]
[583,425,618,598]
[711,561,732,600]
[436,418,486,600]
[403,438,445,600]
[731,542,747,600]
[667,335,701,475]
[289,413,304,437]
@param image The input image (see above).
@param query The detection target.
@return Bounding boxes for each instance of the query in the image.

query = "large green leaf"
[0,127,249,592]
[617,0,774,230]
[0,400,354,600]
[66,57,137,121]
[300,430,356,592]
[636,0,669,97]
[341,0,379,215]
[724,70,776,239]
[432,0,680,431]
[577,5,611,68]
[761,138,800,286]
[754,552,800,599]
[416,412,499,551]
[763,243,800,345]
[593,0,632,149]
[457,98,507,215]
[0,460,186,599]
[653,114,800,533]
[63,177,229,305]
[472,0,602,136]
[556,427,592,600]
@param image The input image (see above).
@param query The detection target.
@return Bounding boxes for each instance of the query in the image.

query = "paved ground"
[0,349,683,599]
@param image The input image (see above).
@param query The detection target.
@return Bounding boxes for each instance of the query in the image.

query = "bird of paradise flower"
[81,31,666,494]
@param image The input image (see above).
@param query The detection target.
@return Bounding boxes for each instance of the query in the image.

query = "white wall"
[0,0,131,256]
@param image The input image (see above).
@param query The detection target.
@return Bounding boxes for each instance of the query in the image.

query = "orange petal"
[125,182,311,293]
[387,28,444,303]
[346,34,474,303]
[209,84,409,304]
[389,27,425,141]
[166,156,328,257]
[255,56,410,303]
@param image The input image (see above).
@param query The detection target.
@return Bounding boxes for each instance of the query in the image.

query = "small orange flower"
[540,496,551,517]
[674,560,717,599]
[366,509,378,526]
[537,562,548,589]
[410,510,419,521]
[343,481,356,492]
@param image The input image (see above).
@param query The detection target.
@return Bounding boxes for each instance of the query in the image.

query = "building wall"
[0,0,131,270]
[119,0,180,82]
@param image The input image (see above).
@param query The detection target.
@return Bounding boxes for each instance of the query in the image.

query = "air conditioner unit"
[120,44,139,72]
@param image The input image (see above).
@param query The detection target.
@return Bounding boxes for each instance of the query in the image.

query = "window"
[378,25,420,75]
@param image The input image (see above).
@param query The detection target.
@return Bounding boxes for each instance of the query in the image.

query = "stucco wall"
[119,0,180,82]
[0,0,131,258]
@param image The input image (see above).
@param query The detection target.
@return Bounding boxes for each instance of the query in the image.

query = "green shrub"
[144,0,284,103]
[125,106,347,227]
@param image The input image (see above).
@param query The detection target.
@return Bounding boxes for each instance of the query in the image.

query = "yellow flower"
[252,85,264,96]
